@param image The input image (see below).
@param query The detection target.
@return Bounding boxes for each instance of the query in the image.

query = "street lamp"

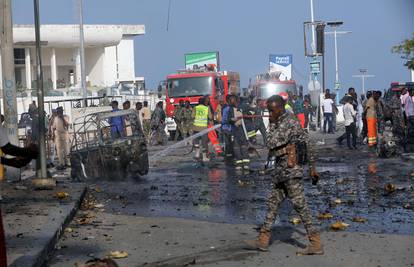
[31,0,56,189]
[325,21,351,99]
[352,68,375,96]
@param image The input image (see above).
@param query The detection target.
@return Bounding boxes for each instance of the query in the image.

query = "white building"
[0,24,145,91]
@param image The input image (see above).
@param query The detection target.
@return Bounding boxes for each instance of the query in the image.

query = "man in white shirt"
[343,97,357,149]
[322,92,334,133]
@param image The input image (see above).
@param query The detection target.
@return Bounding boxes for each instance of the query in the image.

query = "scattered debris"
[384,183,396,194]
[318,212,334,220]
[15,185,28,190]
[107,251,128,259]
[352,217,368,223]
[56,192,69,199]
[330,221,350,231]
[94,187,102,193]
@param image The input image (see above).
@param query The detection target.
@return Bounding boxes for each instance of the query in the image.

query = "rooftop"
[13,24,145,47]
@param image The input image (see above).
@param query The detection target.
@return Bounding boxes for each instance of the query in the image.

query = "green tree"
[393,33,414,70]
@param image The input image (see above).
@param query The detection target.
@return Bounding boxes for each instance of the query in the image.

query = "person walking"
[343,96,357,149]
[322,92,334,134]
[337,88,359,144]
[244,95,322,255]
[192,96,213,162]
[52,107,69,170]
[365,92,379,147]
[141,101,151,141]
[293,94,305,128]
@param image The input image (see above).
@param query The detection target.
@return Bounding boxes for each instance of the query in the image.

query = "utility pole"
[0,0,21,181]
[352,69,375,95]
[325,21,351,103]
[31,0,56,189]
[78,0,87,107]
[310,0,316,53]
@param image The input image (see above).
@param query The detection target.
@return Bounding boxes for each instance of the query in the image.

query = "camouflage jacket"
[180,107,193,125]
[173,106,183,122]
[266,112,315,181]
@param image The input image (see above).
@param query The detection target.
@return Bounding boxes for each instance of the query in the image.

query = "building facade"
[0,24,145,91]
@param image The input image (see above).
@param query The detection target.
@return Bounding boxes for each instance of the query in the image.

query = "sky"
[11,0,414,97]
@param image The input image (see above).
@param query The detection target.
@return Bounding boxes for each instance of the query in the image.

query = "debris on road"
[318,212,334,220]
[352,217,368,223]
[384,183,396,194]
[15,185,28,190]
[56,192,70,199]
[107,250,128,259]
[330,221,350,231]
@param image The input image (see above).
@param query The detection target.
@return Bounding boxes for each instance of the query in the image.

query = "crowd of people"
[329,86,414,151]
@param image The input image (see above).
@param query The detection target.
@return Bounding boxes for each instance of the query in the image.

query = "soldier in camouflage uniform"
[173,100,184,141]
[180,100,193,138]
[375,91,386,135]
[245,95,323,255]
[389,91,406,145]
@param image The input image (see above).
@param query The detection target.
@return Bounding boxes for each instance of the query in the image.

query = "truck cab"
[163,68,240,138]
[250,72,298,108]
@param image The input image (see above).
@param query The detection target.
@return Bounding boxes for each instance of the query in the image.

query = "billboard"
[269,54,293,80]
[185,52,220,70]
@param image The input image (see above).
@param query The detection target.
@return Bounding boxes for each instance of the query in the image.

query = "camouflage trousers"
[180,123,193,137]
[142,120,151,140]
[261,177,316,235]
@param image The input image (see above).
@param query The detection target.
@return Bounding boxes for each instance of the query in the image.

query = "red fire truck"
[160,65,240,138]
[250,72,298,108]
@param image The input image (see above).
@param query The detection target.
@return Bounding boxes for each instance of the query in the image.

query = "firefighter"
[192,96,213,162]
[221,95,234,159]
[222,95,250,170]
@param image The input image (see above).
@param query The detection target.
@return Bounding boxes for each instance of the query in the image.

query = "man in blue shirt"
[109,101,124,139]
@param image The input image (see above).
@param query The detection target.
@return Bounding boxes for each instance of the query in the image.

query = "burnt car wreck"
[70,109,149,180]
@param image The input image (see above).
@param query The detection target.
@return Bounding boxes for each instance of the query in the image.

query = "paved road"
[47,133,414,266]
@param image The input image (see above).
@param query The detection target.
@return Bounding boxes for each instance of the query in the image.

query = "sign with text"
[185,52,220,70]
[269,54,293,80]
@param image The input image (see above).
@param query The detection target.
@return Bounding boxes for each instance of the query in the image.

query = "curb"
[17,186,88,267]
